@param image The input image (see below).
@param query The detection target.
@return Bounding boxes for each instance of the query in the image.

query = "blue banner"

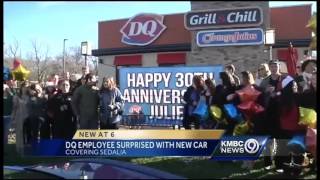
[30,139,220,157]
[119,66,223,125]
[28,136,269,160]
[197,28,264,47]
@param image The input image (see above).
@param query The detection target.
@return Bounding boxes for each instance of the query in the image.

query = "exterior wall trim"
[92,43,191,56]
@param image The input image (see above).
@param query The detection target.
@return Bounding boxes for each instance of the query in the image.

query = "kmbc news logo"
[212,136,269,160]
[120,13,167,46]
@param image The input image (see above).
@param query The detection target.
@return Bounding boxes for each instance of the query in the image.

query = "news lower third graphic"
[211,136,269,160]
[28,130,269,160]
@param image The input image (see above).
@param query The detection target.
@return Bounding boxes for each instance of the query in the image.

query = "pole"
[63,39,68,74]
[85,55,87,67]
[269,45,272,60]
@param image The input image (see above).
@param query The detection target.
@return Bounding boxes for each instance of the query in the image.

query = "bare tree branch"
[30,39,51,82]
[7,38,20,59]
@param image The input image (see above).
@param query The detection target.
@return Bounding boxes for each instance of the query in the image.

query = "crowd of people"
[3,66,124,155]
[182,59,317,172]
[3,58,317,173]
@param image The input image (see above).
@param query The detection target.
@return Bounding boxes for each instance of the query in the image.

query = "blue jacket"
[99,88,124,123]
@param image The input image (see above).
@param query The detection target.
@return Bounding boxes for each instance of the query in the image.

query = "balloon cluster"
[11,59,30,81]
[236,86,264,120]
[233,85,265,135]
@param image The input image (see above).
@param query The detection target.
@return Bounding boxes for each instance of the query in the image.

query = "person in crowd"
[47,79,76,139]
[11,81,30,155]
[3,82,14,145]
[204,78,216,106]
[298,71,316,110]
[225,64,241,86]
[64,71,76,94]
[76,66,90,88]
[5,79,18,95]
[259,60,285,171]
[202,78,216,129]
[24,83,47,144]
[295,59,316,93]
[229,71,264,169]
[183,75,205,129]
[214,72,237,134]
[46,73,59,87]
[255,63,271,86]
[44,85,57,100]
[99,77,124,129]
[275,76,307,173]
[72,73,100,129]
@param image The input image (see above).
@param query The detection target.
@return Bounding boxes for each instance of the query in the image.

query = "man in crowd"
[76,66,90,88]
[71,73,100,129]
[259,59,286,172]
[225,64,241,86]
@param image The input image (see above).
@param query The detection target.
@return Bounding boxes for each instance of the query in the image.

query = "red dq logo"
[120,13,167,46]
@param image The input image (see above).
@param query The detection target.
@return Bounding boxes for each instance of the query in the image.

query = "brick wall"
[188,1,270,77]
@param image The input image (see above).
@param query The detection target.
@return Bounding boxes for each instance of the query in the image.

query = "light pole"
[81,41,91,67]
[63,39,68,74]
[264,28,275,60]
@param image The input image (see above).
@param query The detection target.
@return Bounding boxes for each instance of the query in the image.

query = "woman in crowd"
[214,72,237,134]
[25,83,47,144]
[202,78,216,129]
[230,71,265,169]
[255,63,271,86]
[274,76,307,173]
[183,75,205,129]
[299,71,316,109]
[47,79,76,139]
[295,59,316,93]
[99,77,124,129]
[11,81,30,155]
[3,81,14,145]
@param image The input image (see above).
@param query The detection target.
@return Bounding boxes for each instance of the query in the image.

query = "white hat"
[282,76,294,88]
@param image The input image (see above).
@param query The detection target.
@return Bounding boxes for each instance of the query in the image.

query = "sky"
[4,1,317,59]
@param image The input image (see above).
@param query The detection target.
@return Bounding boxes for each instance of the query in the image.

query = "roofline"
[273,38,312,48]
[92,43,190,56]
[98,12,187,24]
[98,4,313,23]
[270,3,313,9]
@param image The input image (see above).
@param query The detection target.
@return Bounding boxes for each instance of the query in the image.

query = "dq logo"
[120,13,167,46]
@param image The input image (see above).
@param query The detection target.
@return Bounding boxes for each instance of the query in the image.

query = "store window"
[157,53,186,66]
[114,55,142,85]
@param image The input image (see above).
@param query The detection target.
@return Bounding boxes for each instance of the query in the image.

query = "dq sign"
[120,13,167,46]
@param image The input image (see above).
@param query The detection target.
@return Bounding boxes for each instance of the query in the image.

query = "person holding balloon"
[25,83,47,144]
[214,72,238,134]
[276,76,308,174]
[230,71,265,136]
[259,60,285,171]
[202,78,216,129]
[11,81,30,155]
[297,70,317,167]
[182,75,205,129]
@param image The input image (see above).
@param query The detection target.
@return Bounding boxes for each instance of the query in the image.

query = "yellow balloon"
[299,107,317,127]
[12,64,30,81]
[210,105,222,120]
[233,121,250,136]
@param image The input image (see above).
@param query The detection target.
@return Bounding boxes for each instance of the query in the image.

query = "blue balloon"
[223,104,243,122]
[193,99,209,120]
[3,67,11,81]
[287,135,306,153]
